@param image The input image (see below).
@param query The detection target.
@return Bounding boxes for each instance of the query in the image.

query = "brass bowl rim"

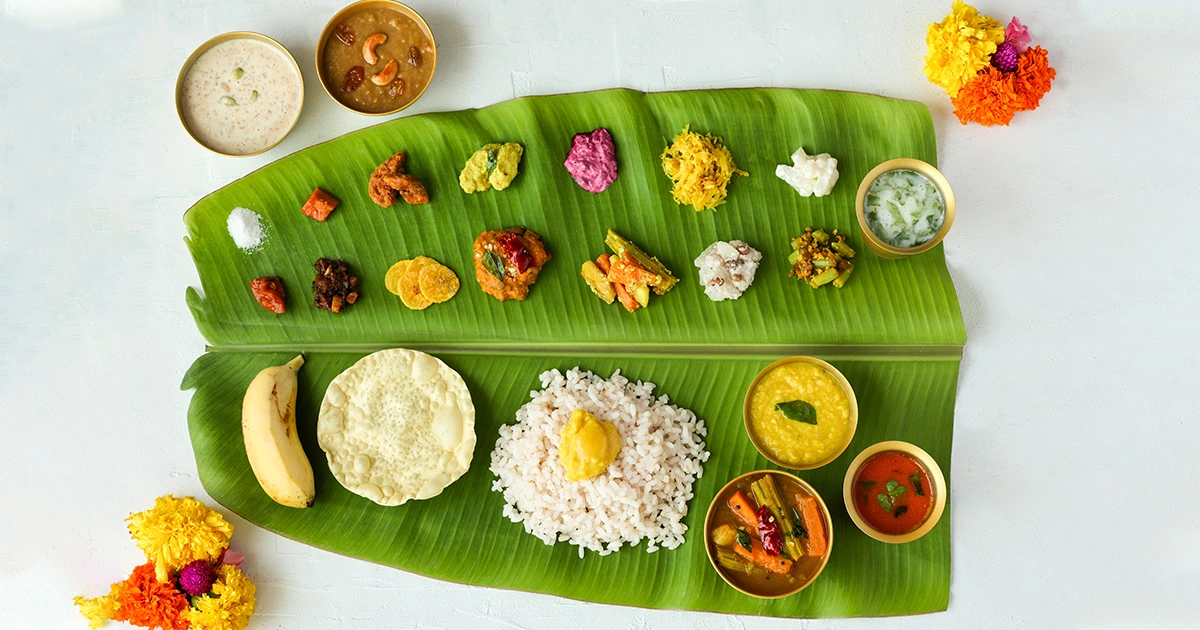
[702,469,834,599]
[854,158,956,258]
[742,356,859,471]
[174,31,305,158]
[841,440,947,544]
[315,0,438,117]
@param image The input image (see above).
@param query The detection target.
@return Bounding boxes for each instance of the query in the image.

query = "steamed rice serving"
[490,368,709,556]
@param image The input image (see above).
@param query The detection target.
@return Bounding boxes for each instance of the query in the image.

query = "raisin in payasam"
[312,258,359,313]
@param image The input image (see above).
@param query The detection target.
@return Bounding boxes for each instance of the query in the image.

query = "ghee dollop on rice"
[489,368,709,556]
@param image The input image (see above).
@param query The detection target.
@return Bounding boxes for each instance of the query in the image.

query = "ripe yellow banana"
[242,355,315,508]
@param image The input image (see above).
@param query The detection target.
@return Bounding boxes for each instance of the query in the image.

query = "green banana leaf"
[181,88,964,618]
[183,349,956,618]
[184,88,964,349]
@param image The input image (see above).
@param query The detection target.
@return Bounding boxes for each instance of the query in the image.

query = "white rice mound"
[489,368,710,557]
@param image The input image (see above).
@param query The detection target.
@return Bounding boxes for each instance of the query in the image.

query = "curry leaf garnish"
[790,507,809,539]
[894,505,909,518]
[482,250,506,281]
[876,493,894,511]
[860,480,877,490]
[909,472,925,496]
[735,528,752,552]
[485,148,499,177]
[774,400,817,424]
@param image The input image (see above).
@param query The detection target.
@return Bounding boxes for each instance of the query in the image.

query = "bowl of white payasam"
[176,32,305,157]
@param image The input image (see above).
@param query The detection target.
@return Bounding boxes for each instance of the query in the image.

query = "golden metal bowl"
[743,356,858,471]
[855,158,956,259]
[842,440,947,544]
[703,470,833,598]
[175,32,304,157]
[316,0,437,116]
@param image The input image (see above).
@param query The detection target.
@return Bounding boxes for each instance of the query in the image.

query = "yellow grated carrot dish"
[660,124,748,212]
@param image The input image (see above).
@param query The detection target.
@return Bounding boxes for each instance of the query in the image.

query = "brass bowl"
[842,440,947,544]
[743,356,858,471]
[175,32,304,157]
[703,470,833,598]
[316,0,437,116]
[855,158,956,259]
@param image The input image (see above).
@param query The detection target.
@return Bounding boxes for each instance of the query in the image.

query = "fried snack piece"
[384,260,411,296]
[398,256,433,310]
[301,188,340,222]
[369,151,429,207]
[250,276,286,313]
[419,262,460,303]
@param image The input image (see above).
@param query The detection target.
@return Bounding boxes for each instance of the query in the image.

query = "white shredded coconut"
[227,207,266,252]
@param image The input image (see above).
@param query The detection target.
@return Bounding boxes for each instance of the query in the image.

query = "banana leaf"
[183,349,956,618]
[184,88,964,349]
[181,88,964,617]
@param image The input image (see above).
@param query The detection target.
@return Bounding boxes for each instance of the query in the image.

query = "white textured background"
[1,0,1197,628]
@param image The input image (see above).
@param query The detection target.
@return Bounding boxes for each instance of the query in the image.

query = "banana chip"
[419,263,460,304]
[384,260,411,296]
[399,257,433,310]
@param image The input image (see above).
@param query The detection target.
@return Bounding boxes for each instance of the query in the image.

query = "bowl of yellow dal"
[743,357,857,470]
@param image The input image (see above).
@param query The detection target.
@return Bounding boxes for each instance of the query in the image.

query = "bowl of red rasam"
[842,441,946,543]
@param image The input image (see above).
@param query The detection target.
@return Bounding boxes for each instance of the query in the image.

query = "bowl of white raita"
[855,158,955,259]
[175,32,305,157]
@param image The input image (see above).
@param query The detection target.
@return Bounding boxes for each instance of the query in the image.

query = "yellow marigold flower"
[923,1,1005,97]
[73,582,122,629]
[184,565,257,630]
[127,495,233,582]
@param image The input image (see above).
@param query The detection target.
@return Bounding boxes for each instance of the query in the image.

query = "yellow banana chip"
[399,256,433,310]
[385,260,411,296]
[419,263,460,304]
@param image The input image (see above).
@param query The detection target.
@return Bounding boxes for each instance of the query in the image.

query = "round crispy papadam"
[316,348,476,506]
[398,257,433,310]
[419,263,460,303]
[384,260,411,296]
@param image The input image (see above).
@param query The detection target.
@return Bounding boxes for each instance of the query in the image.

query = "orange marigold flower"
[111,563,189,630]
[951,68,1022,126]
[1013,46,1056,111]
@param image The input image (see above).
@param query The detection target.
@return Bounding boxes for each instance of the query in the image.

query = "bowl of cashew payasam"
[317,0,437,115]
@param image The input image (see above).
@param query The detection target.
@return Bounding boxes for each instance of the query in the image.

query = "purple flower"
[991,42,1019,73]
[1005,17,1032,54]
[178,560,216,596]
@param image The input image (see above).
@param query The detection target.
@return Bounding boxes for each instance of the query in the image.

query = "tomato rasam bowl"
[843,441,947,543]
[704,470,833,598]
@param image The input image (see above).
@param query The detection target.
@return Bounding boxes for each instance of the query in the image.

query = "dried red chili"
[497,232,534,273]
[756,505,783,556]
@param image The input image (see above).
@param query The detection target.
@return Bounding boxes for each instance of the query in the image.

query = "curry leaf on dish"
[894,505,909,518]
[482,250,506,281]
[485,148,499,177]
[909,473,925,496]
[736,528,752,552]
[774,400,817,424]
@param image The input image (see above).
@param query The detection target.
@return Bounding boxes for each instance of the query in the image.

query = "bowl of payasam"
[317,0,437,115]
[843,441,947,543]
[855,158,955,259]
[704,470,833,598]
[743,357,858,470]
[175,32,305,156]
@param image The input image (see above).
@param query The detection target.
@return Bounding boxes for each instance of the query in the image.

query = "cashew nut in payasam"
[362,33,387,64]
[371,59,399,86]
